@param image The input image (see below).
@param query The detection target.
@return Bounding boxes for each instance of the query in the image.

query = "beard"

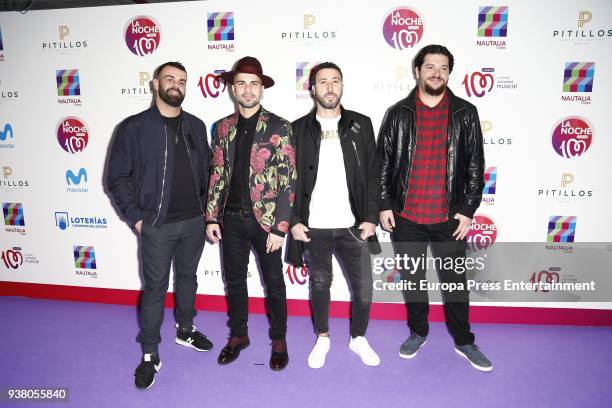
[422,78,447,96]
[236,93,261,109]
[316,92,342,109]
[158,86,185,107]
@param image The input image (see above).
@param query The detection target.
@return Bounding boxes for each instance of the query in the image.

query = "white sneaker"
[307,336,331,369]
[349,336,380,367]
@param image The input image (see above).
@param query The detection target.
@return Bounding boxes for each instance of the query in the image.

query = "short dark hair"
[154,61,187,78]
[414,45,454,73]
[309,62,343,89]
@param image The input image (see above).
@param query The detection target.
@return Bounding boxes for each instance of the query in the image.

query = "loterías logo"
[125,16,160,56]
[466,215,497,250]
[57,117,89,154]
[551,117,592,158]
[382,7,424,50]
[1,247,23,269]
[463,68,495,97]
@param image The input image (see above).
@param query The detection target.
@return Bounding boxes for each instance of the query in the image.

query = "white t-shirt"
[308,115,355,228]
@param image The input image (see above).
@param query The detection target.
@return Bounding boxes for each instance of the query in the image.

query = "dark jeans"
[221,211,287,340]
[303,228,373,338]
[391,216,475,346]
[137,215,206,354]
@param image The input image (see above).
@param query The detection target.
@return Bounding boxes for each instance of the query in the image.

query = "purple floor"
[0,297,611,408]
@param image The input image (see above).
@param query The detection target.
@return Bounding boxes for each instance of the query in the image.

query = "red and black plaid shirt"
[398,91,449,224]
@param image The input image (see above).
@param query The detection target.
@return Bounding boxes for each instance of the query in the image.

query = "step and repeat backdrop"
[1,0,611,312]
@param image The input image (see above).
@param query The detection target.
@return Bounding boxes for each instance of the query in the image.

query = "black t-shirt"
[226,108,260,212]
[163,114,202,224]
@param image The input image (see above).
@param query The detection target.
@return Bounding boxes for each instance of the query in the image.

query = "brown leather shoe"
[270,339,289,371]
[217,336,250,365]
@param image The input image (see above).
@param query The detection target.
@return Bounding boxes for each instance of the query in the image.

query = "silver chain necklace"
[163,116,183,145]
[173,117,182,145]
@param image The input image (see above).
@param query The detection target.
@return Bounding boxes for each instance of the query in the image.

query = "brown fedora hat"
[219,56,275,88]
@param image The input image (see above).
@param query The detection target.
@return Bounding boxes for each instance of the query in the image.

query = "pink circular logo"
[57,117,88,154]
[125,16,161,56]
[382,8,424,50]
[466,215,497,250]
[551,117,593,158]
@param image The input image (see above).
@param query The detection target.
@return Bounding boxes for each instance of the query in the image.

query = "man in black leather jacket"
[289,62,381,368]
[377,45,492,371]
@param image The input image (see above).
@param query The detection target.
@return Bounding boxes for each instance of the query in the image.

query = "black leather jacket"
[287,107,381,266]
[377,87,485,219]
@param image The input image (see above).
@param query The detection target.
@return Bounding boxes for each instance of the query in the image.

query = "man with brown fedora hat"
[206,56,296,371]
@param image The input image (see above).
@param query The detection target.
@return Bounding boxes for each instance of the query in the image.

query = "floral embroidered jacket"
[205,107,297,235]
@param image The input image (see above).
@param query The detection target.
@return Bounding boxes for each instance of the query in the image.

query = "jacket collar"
[399,86,466,114]
[306,105,347,142]
[226,105,269,141]
[151,102,187,121]
[151,103,193,137]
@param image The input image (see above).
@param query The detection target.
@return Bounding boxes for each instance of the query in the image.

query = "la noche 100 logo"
[466,215,497,250]
[57,117,89,154]
[551,117,593,158]
[382,7,424,50]
[125,16,161,56]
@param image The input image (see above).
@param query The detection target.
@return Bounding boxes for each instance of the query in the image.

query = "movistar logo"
[0,124,13,141]
[66,168,87,185]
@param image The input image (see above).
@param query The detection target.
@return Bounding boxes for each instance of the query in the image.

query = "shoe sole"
[398,339,427,359]
[454,348,493,372]
[137,361,162,390]
[218,341,249,365]
[175,338,212,352]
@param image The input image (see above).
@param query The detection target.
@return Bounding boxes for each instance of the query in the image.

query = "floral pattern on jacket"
[206,107,296,234]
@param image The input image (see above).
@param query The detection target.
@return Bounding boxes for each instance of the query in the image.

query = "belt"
[224,208,254,218]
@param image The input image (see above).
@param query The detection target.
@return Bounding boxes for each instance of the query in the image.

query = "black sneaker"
[134,353,162,390]
[175,324,213,351]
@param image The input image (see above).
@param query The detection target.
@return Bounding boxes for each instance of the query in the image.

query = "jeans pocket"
[347,227,366,242]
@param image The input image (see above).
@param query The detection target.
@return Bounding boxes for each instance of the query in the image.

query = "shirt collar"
[238,106,261,127]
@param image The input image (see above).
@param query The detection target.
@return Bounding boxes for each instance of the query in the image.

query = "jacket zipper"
[182,124,205,214]
[153,125,169,226]
[352,140,361,167]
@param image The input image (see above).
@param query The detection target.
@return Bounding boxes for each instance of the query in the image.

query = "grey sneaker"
[399,332,427,359]
[455,344,493,372]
